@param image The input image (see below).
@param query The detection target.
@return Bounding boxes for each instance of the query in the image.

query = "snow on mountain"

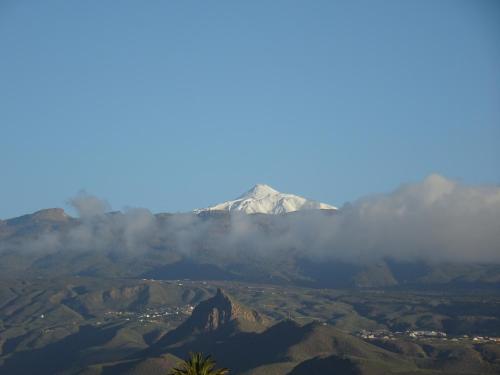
[194,184,337,215]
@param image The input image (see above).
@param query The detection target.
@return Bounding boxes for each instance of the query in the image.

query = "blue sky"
[1,0,499,218]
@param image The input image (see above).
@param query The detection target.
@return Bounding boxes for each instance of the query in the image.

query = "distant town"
[357,329,500,344]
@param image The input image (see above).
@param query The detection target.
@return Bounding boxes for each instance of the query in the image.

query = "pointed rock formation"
[187,288,264,332]
[152,288,268,352]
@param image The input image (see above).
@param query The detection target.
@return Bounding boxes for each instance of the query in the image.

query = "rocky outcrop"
[187,288,264,332]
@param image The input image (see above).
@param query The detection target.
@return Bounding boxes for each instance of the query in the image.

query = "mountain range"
[0,186,499,288]
[93,288,500,375]
[1,185,499,375]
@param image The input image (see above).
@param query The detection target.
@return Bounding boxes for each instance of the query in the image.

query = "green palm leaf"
[170,352,229,375]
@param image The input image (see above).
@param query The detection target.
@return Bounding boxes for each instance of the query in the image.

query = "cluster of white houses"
[358,329,500,344]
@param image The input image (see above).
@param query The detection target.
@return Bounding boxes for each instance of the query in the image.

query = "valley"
[1,277,499,374]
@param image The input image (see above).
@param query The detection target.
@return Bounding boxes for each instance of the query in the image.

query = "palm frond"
[169,352,229,375]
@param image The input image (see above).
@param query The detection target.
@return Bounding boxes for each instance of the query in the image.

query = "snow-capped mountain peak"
[195,184,337,215]
[238,184,280,199]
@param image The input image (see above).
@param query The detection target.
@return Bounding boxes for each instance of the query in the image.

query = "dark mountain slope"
[151,288,268,351]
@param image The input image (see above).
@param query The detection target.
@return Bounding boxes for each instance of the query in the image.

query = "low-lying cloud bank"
[3,174,500,264]
[333,174,500,263]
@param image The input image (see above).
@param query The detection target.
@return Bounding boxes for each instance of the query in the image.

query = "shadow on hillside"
[142,259,237,281]
[160,320,311,373]
[1,324,127,375]
[288,355,361,375]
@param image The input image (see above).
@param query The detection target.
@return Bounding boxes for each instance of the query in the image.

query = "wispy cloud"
[3,175,500,264]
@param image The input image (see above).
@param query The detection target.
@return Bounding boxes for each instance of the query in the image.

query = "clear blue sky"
[1,0,499,218]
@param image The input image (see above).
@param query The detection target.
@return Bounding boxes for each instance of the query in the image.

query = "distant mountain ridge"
[1,206,500,288]
[195,184,337,214]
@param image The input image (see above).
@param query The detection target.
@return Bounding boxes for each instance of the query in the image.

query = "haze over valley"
[2,175,499,285]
